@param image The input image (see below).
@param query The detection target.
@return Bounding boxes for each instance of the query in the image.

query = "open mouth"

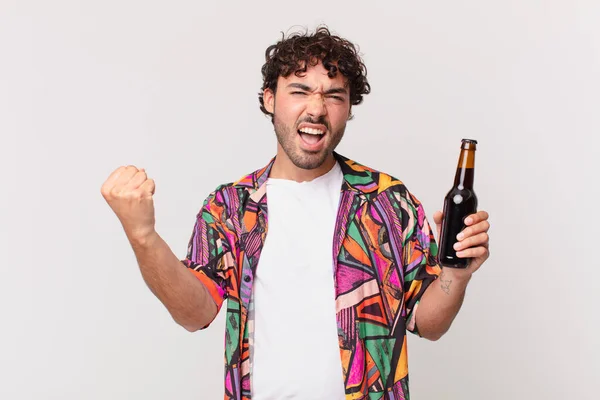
[297,127,326,146]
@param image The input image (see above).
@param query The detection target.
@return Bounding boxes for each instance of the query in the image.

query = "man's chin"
[290,149,331,170]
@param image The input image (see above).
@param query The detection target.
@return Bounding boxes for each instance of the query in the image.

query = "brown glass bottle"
[438,139,478,268]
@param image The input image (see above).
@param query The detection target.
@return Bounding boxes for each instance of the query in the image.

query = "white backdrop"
[1,1,599,399]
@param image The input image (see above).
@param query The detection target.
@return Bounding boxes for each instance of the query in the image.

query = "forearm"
[129,231,217,331]
[414,268,472,340]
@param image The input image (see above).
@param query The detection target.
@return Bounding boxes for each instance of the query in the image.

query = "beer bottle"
[438,139,478,268]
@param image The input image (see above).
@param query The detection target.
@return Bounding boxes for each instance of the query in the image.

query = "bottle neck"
[454,148,476,189]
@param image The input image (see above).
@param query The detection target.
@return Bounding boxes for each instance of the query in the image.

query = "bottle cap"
[462,139,478,144]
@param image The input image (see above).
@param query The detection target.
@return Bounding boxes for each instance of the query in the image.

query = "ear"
[263,88,275,115]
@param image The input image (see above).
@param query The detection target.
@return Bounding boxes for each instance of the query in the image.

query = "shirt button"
[244,275,251,283]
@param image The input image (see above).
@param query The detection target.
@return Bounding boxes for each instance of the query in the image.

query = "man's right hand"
[101,166,157,243]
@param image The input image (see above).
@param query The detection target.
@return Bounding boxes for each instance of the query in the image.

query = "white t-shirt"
[251,162,346,400]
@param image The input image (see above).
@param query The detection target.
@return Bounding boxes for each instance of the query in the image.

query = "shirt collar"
[234,152,381,196]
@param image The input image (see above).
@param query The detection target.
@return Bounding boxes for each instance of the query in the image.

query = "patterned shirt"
[182,152,441,400]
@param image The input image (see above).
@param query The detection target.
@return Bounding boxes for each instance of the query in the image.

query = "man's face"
[263,62,351,170]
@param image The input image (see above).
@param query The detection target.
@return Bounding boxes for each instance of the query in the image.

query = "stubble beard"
[273,113,346,170]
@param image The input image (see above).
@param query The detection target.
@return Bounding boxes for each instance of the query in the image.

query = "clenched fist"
[101,165,156,243]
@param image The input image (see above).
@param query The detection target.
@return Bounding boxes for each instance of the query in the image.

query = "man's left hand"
[433,210,490,274]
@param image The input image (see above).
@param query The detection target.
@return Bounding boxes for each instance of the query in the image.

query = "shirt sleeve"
[400,190,442,336]
[181,188,233,329]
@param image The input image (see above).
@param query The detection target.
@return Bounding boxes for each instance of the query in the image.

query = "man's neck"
[269,148,337,183]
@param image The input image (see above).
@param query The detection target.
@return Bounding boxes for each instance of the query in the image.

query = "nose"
[306,93,327,118]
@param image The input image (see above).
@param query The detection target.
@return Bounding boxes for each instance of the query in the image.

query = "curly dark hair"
[258,26,371,119]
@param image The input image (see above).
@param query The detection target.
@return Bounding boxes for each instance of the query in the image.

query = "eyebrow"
[286,83,348,95]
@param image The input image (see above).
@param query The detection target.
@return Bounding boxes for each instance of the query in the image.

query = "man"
[101,27,490,400]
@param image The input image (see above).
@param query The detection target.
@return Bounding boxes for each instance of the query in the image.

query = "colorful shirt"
[182,152,441,400]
